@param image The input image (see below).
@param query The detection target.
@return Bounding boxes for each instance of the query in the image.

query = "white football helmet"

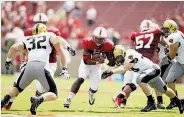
[33,13,48,24]
[92,27,107,46]
[140,20,153,32]
[150,23,160,30]
[93,27,107,38]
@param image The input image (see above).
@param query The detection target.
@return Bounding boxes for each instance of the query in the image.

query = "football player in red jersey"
[112,20,170,112]
[2,13,75,110]
[63,27,115,108]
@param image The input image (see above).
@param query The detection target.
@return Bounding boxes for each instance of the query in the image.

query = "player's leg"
[149,76,183,114]
[35,63,57,96]
[1,63,34,110]
[139,83,157,112]
[165,62,184,110]
[113,71,136,108]
[2,60,29,110]
[155,90,165,109]
[136,65,162,112]
[114,83,137,108]
[156,57,173,109]
[30,63,58,115]
[64,60,89,108]
[88,64,101,105]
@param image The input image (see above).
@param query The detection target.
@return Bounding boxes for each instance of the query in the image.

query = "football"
[92,53,102,60]
[92,53,106,60]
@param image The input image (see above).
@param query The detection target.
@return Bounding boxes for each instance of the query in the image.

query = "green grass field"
[1,74,184,117]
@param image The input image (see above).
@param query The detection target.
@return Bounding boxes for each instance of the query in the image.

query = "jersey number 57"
[135,33,154,49]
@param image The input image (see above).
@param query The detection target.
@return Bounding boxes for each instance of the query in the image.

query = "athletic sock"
[157,96,163,103]
[147,95,155,103]
[68,92,75,100]
[117,93,125,99]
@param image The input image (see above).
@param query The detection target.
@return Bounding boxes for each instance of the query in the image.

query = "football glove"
[5,61,13,70]
[20,61,27,72]
[67,46,76,56]
[101,70,113,79]
[60,67,71,80]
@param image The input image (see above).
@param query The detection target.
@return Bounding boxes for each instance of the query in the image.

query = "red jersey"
[82,37,114,65]
[131,29,161,60]
[24,27,61,63]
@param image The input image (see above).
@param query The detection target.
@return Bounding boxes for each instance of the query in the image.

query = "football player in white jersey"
[150,22,179,109]
[161,20,184,109]
[2,13,75,111]
[101,45,183,114]
[1,23,70,115]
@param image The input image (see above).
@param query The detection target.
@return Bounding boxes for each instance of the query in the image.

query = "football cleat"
[166,100,177,109]
[30,96,40,115]
[64,98,71,108]
[2,101,13,110]
[120,98,127,108]
[112,97,123,108]
[141,101,157,112]
[157,102,165,109]
[174,98,183,114]
[1,95,11,109]
[88,90,95,105]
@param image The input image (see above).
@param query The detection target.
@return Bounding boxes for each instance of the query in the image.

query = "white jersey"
[23,32,54,63]
[124,49,154,73]
[167,30,184,64]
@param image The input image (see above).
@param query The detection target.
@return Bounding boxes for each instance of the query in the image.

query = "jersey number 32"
[27,36,46,51]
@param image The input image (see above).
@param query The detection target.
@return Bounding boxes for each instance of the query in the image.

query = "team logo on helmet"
[113,45,126,66]
[32,23,47,35]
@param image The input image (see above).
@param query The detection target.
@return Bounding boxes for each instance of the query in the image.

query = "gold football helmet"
[113,45,126,66]
[32,23,47,35]
[161,20,178,37]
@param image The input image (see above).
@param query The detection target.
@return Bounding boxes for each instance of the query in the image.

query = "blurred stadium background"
[1,1,184,82]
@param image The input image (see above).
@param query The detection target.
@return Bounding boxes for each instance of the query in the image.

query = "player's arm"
[159,36,171,47]
[83,49,99,65]
[167,42,180,60]
[7,43,25,61]
[51,36,71,79]
[101,63,134,79]
[59,37,70,48]
[59,37,76,56]
[112,63,134,74]
[5,43,25,70]
[51,36,67,67]
[82,39,104,65]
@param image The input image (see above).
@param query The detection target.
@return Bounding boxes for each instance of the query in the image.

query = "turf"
[1,74,184,117]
